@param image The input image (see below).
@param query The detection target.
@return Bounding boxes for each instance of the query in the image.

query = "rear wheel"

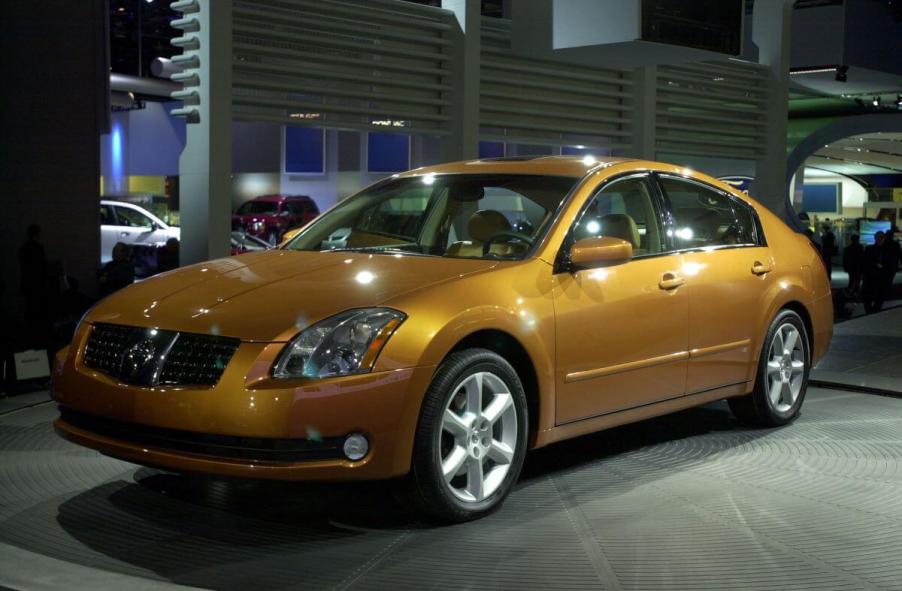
[407,349,528,522]
[729,309,810,427]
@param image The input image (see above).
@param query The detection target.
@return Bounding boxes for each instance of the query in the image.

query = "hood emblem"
[120,338,160,384]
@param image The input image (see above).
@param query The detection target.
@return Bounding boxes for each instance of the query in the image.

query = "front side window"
[284,174,578,260]
[658,176,756,249]
[572,175,664,256]
[114,206,153,228]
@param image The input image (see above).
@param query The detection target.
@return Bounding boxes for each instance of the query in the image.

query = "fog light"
[343,433,369,461]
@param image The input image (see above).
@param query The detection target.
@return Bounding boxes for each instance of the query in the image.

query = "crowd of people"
[3,225,182,391]
[823,223,902,314]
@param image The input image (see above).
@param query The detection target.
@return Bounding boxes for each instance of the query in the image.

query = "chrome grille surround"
[83,323,239,387]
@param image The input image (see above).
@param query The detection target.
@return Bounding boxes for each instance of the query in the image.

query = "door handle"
[751,261,772,275]
[120,231,130,237]
[659,272,685,290]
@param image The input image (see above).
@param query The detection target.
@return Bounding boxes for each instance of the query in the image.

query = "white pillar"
[173,0,232,265]
[750,0,794,221]
[441,0,481,161]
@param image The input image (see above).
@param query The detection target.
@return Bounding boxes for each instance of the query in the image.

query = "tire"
[407,348,528,523]
[729,309,810,427]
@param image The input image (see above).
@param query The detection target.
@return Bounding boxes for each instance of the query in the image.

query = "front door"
[656,174,774,394]
[554,174,689,425]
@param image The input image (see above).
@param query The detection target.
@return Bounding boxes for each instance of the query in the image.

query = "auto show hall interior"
[2,0,902,589]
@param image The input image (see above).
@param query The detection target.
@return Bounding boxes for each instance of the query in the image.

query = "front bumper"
[52,331,436,481]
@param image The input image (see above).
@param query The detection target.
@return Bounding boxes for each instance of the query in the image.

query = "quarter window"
[573,176,664,256]
[658,176,756,249]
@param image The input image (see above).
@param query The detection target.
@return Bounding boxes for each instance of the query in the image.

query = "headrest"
[468,210,511,243]
[599,213,639,248]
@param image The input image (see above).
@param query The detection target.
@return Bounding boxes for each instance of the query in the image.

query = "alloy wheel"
[766,323,806,413]
[439,371,518,503]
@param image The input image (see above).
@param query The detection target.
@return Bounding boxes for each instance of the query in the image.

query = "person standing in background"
[880,227,901,307]
[820,222,837,279]
[863,231,886,313]
[842,234,865,297]
[98,243,135,298]
[17,224,49,348]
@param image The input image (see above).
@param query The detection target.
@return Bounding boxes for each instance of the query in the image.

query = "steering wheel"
[482,231,535,256]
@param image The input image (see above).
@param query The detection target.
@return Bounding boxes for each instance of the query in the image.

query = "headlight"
[273,308,405,379]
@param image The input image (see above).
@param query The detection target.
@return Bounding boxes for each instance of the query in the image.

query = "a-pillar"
[441,0,481,161]
[751,0,795,224]
[175,0,233,265]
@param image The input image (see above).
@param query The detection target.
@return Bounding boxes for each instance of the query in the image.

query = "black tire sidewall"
[411,349,528,521]
[754,310,810,425]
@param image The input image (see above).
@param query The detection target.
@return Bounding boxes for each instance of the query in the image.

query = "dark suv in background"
[232,194,320,245]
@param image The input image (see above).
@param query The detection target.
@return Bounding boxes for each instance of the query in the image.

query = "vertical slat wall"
[656,60,769,159]
[479,19,634,152]
[229,0,455,135]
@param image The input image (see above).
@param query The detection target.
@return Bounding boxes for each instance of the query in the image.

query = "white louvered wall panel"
[656,60,769,159]
[479,19,634,152]
[230,0,455,135]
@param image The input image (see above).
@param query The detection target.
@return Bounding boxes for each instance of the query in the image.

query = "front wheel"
[407,349,528,522]
[729,309,810,427]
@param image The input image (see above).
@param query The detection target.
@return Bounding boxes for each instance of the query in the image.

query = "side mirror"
[149,221,160,231]
[569,236,633,269]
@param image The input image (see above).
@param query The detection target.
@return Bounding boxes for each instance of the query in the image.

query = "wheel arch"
[445,329,543,448]
[780,300,815,354]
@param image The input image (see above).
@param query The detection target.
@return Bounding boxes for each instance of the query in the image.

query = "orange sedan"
[53,156,832,521]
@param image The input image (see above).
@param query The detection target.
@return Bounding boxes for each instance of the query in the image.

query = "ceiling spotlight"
[872,96,881,107]
[834,65,848,82]
[896,95,902,110]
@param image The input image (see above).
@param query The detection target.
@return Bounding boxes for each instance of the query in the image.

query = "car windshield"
[283,174,578,259]
[237,201,279,215]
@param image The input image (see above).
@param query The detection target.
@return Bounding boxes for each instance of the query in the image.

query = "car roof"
[395,155,634,179]
[251,194,311,202]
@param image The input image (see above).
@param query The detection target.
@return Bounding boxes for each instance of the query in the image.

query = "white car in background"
[100,200,180,263]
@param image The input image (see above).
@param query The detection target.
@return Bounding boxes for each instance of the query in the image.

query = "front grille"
[83,323,239,387]
[59,406,343,463]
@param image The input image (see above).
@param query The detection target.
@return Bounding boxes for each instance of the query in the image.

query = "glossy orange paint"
[53,157,833,480]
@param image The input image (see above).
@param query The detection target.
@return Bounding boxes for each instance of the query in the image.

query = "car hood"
[87,250,497,342]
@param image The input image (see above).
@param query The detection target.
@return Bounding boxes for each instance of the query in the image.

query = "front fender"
[375,261,557,443]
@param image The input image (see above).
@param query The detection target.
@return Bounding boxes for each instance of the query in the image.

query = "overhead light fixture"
[897,95,902,110]
[872,96,881,107]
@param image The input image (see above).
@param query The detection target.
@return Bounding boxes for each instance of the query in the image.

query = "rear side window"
[284,202,305,216]
[658,176,759,249]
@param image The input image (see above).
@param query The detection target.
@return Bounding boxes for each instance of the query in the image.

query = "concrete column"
[750,0,794,222]
[176,0,232,265]
[441,0,481,161]
[627,66,657,160]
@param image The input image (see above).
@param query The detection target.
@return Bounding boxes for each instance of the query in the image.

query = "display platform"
[2,386,901,591]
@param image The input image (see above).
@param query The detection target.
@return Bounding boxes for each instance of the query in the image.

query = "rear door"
[655,174,773,394]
